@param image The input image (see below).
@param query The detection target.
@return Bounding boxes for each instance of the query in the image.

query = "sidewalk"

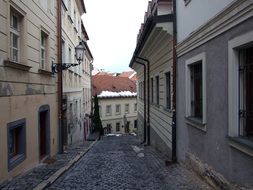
[0,138,98,190]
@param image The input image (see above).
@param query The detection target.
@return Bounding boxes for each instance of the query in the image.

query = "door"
[39,111,47,159]
[125,121,130,133]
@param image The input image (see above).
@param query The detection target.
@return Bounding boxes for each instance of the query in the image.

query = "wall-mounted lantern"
[52,41,86,73]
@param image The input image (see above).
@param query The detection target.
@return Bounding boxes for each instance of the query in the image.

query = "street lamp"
[52,41,86,73]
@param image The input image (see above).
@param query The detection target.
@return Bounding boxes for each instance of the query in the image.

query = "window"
[228,31,253,156]
[62,39,65,62]
[116,122,120,132]
[134,103,137,112]
[98,105,102,116]
[40,31,48,69]
[10,10,20,62]
[125,104,129,114]
[7,119,26,171]
[238,47,253,137]
[68,47,72,63]
[115,104,121,115]
[165,72,171,109]
[151,78,154,103]
[191,63,202,118]
[106,105,112,116]
[134,120,137,128]
[185,52,206,124]
[156,76,159,105]
[74,9,77,31]
[106,124,112,133]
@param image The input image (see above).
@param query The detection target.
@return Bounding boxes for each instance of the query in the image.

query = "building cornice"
[177,0,253,57]
[129,14,173,68]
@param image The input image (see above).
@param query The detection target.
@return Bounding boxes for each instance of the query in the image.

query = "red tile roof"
[118,71,137,82]
[92,75,136,96]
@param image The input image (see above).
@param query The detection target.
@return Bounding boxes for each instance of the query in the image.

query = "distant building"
[176,0,253,188]
[92,74,137,134]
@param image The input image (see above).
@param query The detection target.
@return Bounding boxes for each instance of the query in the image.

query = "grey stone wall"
[176,17,253,186]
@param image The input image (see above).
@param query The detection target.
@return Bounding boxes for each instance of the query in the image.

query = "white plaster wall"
[176,0,234,42]
[99,97,138,133]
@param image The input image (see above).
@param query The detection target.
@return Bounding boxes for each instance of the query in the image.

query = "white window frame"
[10,10,20,62]
[156,75,160,105]
[164,71,172,110]
[185,52,206,124]
[115,104,121,115]
[228,30,253,137]
[40,30,48,70]
[125,104,129,114]
[106,105,112,116]
[134,103,137,112]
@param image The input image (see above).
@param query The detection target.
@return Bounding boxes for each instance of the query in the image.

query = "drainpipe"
[172,0,177,162]
[135,57,150,146]
[57,0,63,153]
[134,59,147,144]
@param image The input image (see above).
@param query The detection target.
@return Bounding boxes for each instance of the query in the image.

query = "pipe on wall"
[172,0,177,162]
[135,57,150,146]
[57,0,63,153]
[134,59,147,144]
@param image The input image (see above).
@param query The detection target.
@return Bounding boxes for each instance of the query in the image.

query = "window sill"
[4,60,31,71]
[68,15,73,24]
[185,116,206,132]
[8,154,26,171]
[38,69,52,76]
[228,136,253,157]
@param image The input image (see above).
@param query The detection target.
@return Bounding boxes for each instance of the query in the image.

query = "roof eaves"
[129,14,173,68]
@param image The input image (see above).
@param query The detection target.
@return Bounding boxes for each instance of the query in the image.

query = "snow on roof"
[98,91,137,98]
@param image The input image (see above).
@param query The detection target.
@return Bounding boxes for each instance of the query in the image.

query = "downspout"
[172,0,177,162]
[135,57,150,146]
[57,0,63,153]
[134,60,147,144]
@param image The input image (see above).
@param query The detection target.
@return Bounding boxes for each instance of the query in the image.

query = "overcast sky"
[83,0,149,73]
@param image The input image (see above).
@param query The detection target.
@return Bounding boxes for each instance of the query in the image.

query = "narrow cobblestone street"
[48,135,211,190]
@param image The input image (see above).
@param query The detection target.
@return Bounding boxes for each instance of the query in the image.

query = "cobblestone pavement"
[0,140,95,190]
[48,135,212,190]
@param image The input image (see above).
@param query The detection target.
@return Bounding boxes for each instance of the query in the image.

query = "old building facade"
[176,0,253,187]
[61,0,93,146]
[0,0,58,182]
[129,0,175,159]
[92,73,137,134]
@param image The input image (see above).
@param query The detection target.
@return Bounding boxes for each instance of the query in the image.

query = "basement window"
[7,119,26,171]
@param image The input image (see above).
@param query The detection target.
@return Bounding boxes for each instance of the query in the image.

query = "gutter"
[135,57,150,146]
[172,0,177,162]
[57,0,63,153]
[134,60,147,144]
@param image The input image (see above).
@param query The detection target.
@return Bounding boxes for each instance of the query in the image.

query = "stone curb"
[33,140,98,190]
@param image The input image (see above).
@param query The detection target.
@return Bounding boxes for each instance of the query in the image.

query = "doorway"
[125,121,130,133]
[39,105,50,160]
